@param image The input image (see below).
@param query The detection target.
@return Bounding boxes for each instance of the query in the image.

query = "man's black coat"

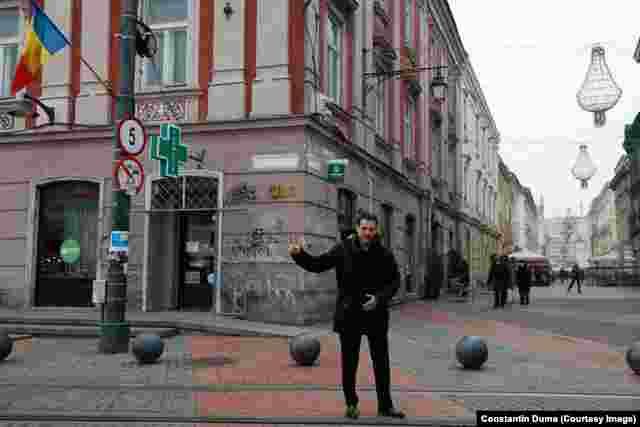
[291,235,401,334]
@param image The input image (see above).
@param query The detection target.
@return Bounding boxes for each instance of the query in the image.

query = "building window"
[375,77,385,136]
[142,0,190,87]
[0,8,19,97]
[338,188,356,239]
[327,11,343,103]
[404,96,415,157]
[404,0,412,47]
[380,204,393,249]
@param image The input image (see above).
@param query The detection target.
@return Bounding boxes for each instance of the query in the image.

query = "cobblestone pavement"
[0,286,638,425]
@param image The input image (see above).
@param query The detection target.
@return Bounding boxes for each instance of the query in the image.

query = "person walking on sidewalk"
[488,254,509,308]
[516,262,532,305]
[567,263,583,294]
[288,211,405,420]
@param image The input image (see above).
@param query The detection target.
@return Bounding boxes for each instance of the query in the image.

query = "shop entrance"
[35,181,99,307]
[178,213,215,310]
[146,170,227,313]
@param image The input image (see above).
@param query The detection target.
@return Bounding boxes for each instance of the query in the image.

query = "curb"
[0,412,478,426]
[0,317,311,339]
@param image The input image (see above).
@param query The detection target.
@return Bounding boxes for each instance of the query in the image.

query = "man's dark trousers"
[494,285,507,307]
[339,328,393,412]
[567,278,582,293]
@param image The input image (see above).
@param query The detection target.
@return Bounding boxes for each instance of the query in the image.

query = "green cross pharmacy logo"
[149,123,188,177]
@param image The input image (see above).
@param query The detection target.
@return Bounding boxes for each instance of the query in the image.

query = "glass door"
[178,213,215,310]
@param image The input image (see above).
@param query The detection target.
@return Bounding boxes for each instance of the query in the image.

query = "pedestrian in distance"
[567,263,583,294]
[288,211,406,420]
[487,254,509,309]
[517,262,532,305]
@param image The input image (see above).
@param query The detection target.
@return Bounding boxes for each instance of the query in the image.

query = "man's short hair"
[356,211,378,226]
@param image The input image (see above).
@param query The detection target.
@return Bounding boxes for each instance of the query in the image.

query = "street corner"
[192,389,473,419]
[187,334,418,388]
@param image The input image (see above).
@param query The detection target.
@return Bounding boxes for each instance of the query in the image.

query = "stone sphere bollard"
[626,341,640,374]
[289,334,321,366]
[0,330,13,361]
[131,333,165,364]
[455,336,488,370]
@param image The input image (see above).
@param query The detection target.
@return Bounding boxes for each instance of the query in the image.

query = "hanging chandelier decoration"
[571,144,597,189]
[576,45,622,127]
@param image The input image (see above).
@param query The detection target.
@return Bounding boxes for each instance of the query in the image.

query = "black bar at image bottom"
[477,411,639,426]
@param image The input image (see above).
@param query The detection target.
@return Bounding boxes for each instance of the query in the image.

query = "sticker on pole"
[110,231,129,254]
[118,118,147,155]
[114,156,145,196]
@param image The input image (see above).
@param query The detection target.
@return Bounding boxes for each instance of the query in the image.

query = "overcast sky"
[447,0,640,219]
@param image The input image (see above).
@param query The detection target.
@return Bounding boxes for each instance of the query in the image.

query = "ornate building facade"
[0,0,504,322]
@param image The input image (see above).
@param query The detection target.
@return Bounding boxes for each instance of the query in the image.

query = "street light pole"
[98,0,138,354]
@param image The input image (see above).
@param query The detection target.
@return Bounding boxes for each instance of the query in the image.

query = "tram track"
[0,381,638,399]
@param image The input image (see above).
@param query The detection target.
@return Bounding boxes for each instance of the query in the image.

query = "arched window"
[36,181,99,307]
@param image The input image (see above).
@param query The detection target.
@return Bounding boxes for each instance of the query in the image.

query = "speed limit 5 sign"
[118,118,147,156]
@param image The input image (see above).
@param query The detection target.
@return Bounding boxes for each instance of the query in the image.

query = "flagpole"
[78,56,114,96]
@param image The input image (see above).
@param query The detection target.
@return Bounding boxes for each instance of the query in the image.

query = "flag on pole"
[11,0,70,95]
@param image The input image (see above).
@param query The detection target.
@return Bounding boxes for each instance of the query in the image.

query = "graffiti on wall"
[225,183,257,206]
[218,269,298,314]
[228,228,282,259]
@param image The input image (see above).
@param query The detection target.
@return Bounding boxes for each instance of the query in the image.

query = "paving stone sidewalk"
[1,299,639,426]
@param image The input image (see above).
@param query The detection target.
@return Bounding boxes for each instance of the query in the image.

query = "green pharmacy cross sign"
[623,113,640,160]
[149,123,188,177]
[327,159,348,183]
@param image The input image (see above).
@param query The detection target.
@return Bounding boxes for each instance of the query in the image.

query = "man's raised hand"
[288,235,305,256]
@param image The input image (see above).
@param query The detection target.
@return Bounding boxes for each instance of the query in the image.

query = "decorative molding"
[136,97,188,123]
[0,113,15,131]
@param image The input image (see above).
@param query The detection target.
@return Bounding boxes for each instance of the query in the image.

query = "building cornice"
[0,114,313,145]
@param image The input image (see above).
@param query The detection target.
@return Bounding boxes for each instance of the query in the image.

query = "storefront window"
[36,181,99,307]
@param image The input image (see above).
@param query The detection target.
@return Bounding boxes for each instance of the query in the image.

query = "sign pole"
[98,0,137,354]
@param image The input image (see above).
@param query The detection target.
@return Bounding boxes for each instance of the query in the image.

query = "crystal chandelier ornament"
[576,45,622,127]
[571,145,597,189]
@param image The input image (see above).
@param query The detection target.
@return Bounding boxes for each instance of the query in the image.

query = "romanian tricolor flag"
[11,0,70,96]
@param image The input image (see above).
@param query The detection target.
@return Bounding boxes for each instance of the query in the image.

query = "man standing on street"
[517,262,532,305]
[567,263,583,294]
[288,212,405,420]
[488,254,509,308]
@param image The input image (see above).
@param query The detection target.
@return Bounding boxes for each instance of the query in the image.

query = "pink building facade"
[0,0,499,325]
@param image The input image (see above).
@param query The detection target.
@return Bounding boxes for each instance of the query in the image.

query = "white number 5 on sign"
[118,118,147,156]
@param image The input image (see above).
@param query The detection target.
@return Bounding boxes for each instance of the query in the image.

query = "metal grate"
[151,177,182,210]
[185,176,218,210]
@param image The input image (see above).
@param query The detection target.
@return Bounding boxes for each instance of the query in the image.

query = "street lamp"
[576,44,622,127]
[571,145,597,189]
[362,47,449,99]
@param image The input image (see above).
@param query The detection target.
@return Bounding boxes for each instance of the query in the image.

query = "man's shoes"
[378,408,406,418]
[345,405,360,419]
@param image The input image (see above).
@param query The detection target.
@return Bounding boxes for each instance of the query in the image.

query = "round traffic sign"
[114,156,145,195]
[118,118,147,155]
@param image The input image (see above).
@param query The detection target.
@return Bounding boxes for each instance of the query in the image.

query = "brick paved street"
[0,285,638,426]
